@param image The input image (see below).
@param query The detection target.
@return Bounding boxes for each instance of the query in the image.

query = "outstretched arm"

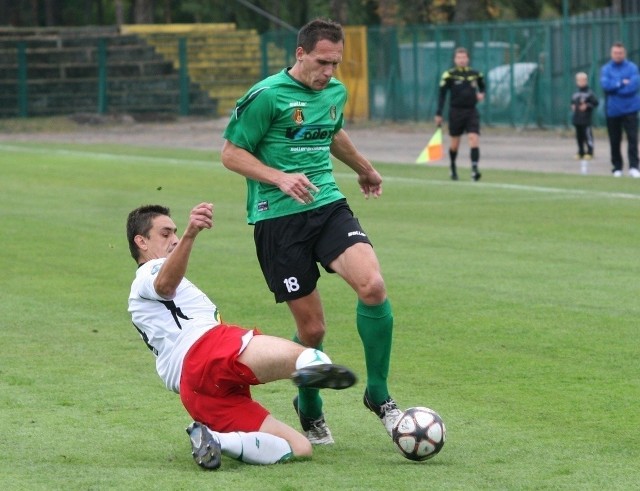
[154,202,213,299]
[330,129,382,199]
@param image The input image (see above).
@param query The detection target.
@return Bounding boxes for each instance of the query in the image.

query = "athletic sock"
[356,298,393,404]
[293,334,323,419]
[449,149,458,174]
[471,147,480,169]
[214,430,293,465]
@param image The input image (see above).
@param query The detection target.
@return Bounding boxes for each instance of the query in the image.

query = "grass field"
[1,140,639,490]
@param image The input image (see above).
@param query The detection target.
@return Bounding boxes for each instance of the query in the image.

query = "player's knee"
[357,275,386,305]
[297,324,325,348]
[291,438,313,458]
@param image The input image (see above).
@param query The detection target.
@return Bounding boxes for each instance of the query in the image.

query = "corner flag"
[415,126,443,163]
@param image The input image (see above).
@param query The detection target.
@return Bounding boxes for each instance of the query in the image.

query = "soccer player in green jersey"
[221,18,401,445]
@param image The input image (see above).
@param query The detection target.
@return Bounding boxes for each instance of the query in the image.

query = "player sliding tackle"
[126,202,356,469]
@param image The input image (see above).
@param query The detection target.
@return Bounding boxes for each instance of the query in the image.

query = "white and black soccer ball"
[392,406,446,461]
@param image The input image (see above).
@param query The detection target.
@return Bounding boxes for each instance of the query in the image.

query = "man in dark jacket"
[435,47,485,181]
[600,42,640,177]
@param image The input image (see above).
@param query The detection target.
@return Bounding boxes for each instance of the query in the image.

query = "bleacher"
[121,24,287,117]
[0,26,217,118]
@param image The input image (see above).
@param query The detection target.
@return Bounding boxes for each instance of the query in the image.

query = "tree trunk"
[96,0,104,24]
[330,0,348,24]
[44,0,56,25]
[162,0,171,23]
[0,0,11,25]
[115,0,124,25]
[30,0,39,25]
[134,0,153,24]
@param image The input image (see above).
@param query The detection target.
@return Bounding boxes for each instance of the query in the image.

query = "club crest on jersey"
[292,108,304,125]
[329,105,337,120]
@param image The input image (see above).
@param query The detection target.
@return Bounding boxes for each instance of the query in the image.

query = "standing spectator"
[600,42,640,177]
[571,72,599,172]
[435,47,485,181]
[221,18,401,445]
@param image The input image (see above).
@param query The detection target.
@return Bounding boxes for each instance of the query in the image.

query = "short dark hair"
[297,18,344,53]
[126,204,170,262]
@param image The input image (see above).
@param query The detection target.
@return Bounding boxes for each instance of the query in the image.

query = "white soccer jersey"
[128,258,220,393]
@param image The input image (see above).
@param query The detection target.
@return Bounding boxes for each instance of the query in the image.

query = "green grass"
[1,141,639,490]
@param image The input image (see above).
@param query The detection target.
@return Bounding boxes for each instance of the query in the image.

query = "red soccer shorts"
[180,323,269,432]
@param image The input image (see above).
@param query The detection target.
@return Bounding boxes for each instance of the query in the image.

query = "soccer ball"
[295,348,332,369]
[392,407,446,461]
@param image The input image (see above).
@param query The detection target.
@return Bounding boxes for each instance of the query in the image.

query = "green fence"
[263,15,640,128]
[0,27,216,118]
[5,15,640,126]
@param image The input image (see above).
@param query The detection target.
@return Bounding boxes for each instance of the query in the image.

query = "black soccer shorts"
[448,107,480,136]
[254,199,372,303]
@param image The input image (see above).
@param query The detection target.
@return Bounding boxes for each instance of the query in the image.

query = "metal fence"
[263,15,640,128]
[5,15,640,127]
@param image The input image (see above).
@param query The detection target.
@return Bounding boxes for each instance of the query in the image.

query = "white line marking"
[3,144,639,201]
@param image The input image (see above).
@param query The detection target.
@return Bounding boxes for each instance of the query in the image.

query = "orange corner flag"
[415,126,443,163]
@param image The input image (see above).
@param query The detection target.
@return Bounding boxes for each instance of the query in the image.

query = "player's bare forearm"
[330,129,373,174]
[331,130,382,198]
[221,140,317,204]
[154,203,213,299]
[221,140,282,184]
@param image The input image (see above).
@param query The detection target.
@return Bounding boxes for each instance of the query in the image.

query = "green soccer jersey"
[223,68,347,224]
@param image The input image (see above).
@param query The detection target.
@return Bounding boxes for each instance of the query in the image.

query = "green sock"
[293,334,323,419]
[356,298,393,404]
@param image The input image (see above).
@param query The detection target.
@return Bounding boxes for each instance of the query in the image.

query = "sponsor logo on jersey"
[348,230,367,237]
[330,105,337,120]
[290,145,330,153]
[285,125,335,141]
[289,101,308,107]
[292,108,304,125]
[151,264,161,275]
[257,200,269,212]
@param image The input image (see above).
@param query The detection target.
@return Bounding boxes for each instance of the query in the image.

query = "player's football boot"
[363,390,403,437]
[186,421,222,470]
[292,396,334,445]
[291,363,357,390]
[450,163,458,181]
[472,169,482,181]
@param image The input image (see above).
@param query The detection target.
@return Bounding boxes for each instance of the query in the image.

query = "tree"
[546,0,613,16]
[453,0,493,21]
[507,0,544,19]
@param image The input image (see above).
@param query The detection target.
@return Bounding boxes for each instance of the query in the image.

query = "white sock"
[214,430,293,465]
[295,348,332,369]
